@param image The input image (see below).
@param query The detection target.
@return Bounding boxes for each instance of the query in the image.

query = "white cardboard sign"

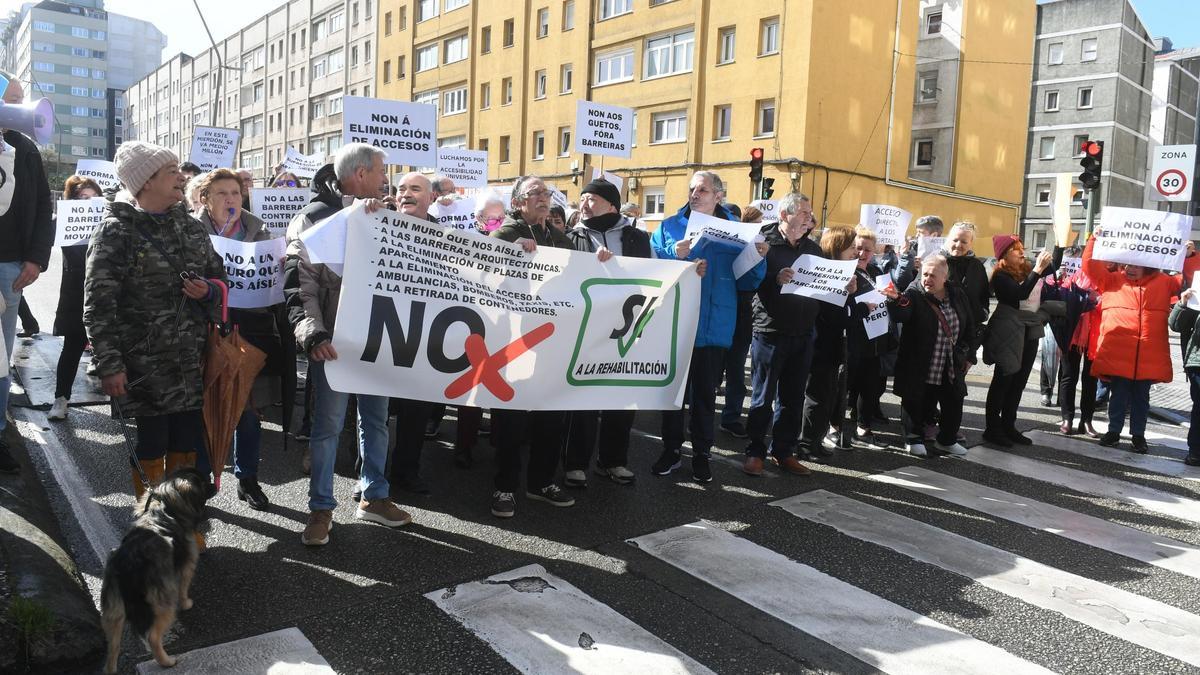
[683,211,760,244]
[1149,144,1196,203]
[436,148,489,188]
[1094,206,1191,273]
[863,304,890,340]
[917,236,947,259]
[588,168,625,195]
[1060,256,1082,280]
[251,188,310,238]
[343,96,437,167]
[209,236,286,308]
[430,197,479,230]
[860,204,912,248]
[575,100,634,159]
[282,146,325,178]
[190,126,240,171]
[750,199,780,223]
[74,160,120,191]
[54,197,106,247]
[1188,271,1200,310]
[783,255,858,306]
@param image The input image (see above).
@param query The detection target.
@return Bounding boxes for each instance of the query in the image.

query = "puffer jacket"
[651,204,766,348]
[1082,235,1180,382]
[84,201,225,417]
[1169,300,1200,372]
[283,166,354,352]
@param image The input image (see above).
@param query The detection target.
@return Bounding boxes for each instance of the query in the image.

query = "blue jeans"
[308,361,390,511]
[1188,372,1199,457]
[720,292,754,425]
[0,262,23,434]
[1106,377,1151,437]
[233,409,262,479]
[746,332,815,459]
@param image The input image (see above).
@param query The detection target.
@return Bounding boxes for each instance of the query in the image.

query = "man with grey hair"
[284,142,412,546]
[431,173,457,206]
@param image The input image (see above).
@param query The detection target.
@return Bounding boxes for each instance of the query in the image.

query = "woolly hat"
[581,178,622,211]
[114,141,180,196]
[992,234,1020,260]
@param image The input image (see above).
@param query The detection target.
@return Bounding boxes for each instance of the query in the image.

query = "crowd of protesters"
[0,115,1198,548]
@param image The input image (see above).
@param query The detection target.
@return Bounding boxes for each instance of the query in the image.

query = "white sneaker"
[907,442,928,457]
[48,397,69,421]
[594,465,635,485]
[564,469,587,487]
[935,441,968,457]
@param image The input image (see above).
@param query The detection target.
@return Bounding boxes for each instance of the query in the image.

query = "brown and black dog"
[101,467,210,673]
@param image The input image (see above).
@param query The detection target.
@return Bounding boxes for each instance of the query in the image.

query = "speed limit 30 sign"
[1150,144,1196,202]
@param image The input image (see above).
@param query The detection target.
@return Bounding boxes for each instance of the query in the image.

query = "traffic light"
[1078,140,1104,190]
[749,147,764,183]
[761,177,775,200]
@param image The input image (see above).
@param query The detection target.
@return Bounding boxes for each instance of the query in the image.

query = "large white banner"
[343,96,437,167]
[325,207,700,409]
[782,255,857,306]
[282,146,325,178]
[1095,206,1191,272]
[575,100,634,159]
[54,197,106,247]
[190,126,240,171]
[860,204,911,248]
[436,148,489,188]
[209,236,286,308]
[251,187,309,237]
[74,160,120,191]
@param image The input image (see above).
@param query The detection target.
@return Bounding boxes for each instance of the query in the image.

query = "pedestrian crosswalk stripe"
[1028,431,1200,483]
[773,490,1200,668]
[963,445,1200,525]
[628,522,1055,675]
[426,564,714,675]
[869,466,1200,580]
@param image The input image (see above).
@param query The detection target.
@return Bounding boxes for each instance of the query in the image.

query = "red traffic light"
[750,147,764,161]
[1081,141,1103,157]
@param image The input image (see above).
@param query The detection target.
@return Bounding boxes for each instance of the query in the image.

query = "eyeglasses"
[522,189,551,199]
[276,180,297,187]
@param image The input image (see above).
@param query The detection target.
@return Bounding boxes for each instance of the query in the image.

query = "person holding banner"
[894,215,944,290]
[84,141,226,502]
[47,176,103,422]
[650,171,763,483]
[195,168,283,511]
[283,143,413,545]
[887,255,983,457]
[846,227,891,450]
[1083,231,1180,453]
[1169,287,1200,465]
[1041,249,1101,437]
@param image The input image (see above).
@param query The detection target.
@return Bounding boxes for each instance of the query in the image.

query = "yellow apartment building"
[375,0,1035,243]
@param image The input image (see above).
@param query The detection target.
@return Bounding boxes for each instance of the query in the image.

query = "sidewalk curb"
[0,423,104,673]
[1149,406,1189,426]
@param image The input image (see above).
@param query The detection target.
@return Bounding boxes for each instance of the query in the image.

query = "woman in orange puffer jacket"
[1082,234,1181,453]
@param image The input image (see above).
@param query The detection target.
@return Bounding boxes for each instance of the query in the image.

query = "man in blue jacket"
[649,171,766,483]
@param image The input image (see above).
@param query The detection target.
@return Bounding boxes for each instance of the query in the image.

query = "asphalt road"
[13,248,1200,674]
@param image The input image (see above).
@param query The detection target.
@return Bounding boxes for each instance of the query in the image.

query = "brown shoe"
[355,499,412,528]
[771,456,812,476]
[302,509,333,546]
[742,456,764,476]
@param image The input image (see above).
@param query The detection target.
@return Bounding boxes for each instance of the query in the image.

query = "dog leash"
[113,397,151,494]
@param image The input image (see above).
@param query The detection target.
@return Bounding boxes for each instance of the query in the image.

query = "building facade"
[125,0,376,184]
[0,0,164,170]
[375,0,1035,241]
[1020,0,1156,249]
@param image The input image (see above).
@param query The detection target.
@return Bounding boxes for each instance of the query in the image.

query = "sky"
[0,0,1198,61]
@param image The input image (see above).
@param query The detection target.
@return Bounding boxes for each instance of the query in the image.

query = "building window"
[444,34,469,63]
[478,138,489,153]
[596,49,634,85]
[415,89,439,114]
[1039,136,1055,160]
[645,30,694,78]
[560,63,573,93]
[1073,134,1089,156]
[534,70,547,98]
[480,82,491,109]
[328,93,343,114]
[1081,38,1098,62]
[926,11,942,35]
[329,49,345,73]
[559,126,571,156]
[532,130,545,159]
[399,6,407,29]
[918,71,938,102]
[384,10,393,34]
[643,188,665,218]
[417,43,438,71]
[418,0,438,22]
[443,87,467,115]
[538,8,550,38]
[913,139,934,167]
[713,104,731,141]
[756,99,775,136]
[1071,183,1085,205]
[503,19,515,47]
[1047,42,1063,65]
[600,0,632,19]
[718,27,736,64]
[445,0,468,10]
[481,26,491,53]
[397,55,406,78]
[760,18,779,55]
[651,110,687,143]
[563,0,575,30]
[500,135,511,162]
[502,77,513,104]
[330,10,345,33]
[440,135,466,149]
[1077,86,1093,109]
[1035,183,1051,205]
[310,100,325,119]
[1044,90,1060,112]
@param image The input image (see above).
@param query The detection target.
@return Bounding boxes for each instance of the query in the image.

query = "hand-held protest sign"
[429,197,478,230]
[863,304,890,340]
[575,100,634,159]
[1149,144,1196,203]
[1060,256,1082,280]
[1052,173,1075,247]
[750,199,780,223]
[282,146,325,179]
[190,126,240,171]
[75,160,120,191]
[860,204,911,248]
[874,273,896,294]
[1094,206,1191,273]
[343,96,437,167]
[782,255,858,306]
[251,188,309,238]
[209,236,286,308]
[54,197,107,247]
[589,168,625,195]
[1188,272,1200,310]
[436,148,489,188]
[917,236,947,259]
[325,207,700,410]
[683,211,764,278]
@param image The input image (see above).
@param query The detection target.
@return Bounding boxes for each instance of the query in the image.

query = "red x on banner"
[444,322,556,401]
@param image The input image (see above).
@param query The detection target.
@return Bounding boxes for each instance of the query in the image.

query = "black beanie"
[581,178,622,211]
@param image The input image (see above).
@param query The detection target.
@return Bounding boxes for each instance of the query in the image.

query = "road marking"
[628,522,1054,675]
[427,564,713,675]
[1028,431,1200,482]
[963,445,1200,525]
[774,490,1200,668]
[135,627,333,674]
[869,466,1200,580]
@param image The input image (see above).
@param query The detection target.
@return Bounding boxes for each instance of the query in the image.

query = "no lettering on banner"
[1095,206,1192,272]
[342,96,437,167]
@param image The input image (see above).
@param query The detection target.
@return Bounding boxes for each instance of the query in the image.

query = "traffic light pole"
[1083,184,1101,240]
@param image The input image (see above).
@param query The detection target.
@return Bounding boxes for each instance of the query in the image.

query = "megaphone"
[0,98,54,146]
